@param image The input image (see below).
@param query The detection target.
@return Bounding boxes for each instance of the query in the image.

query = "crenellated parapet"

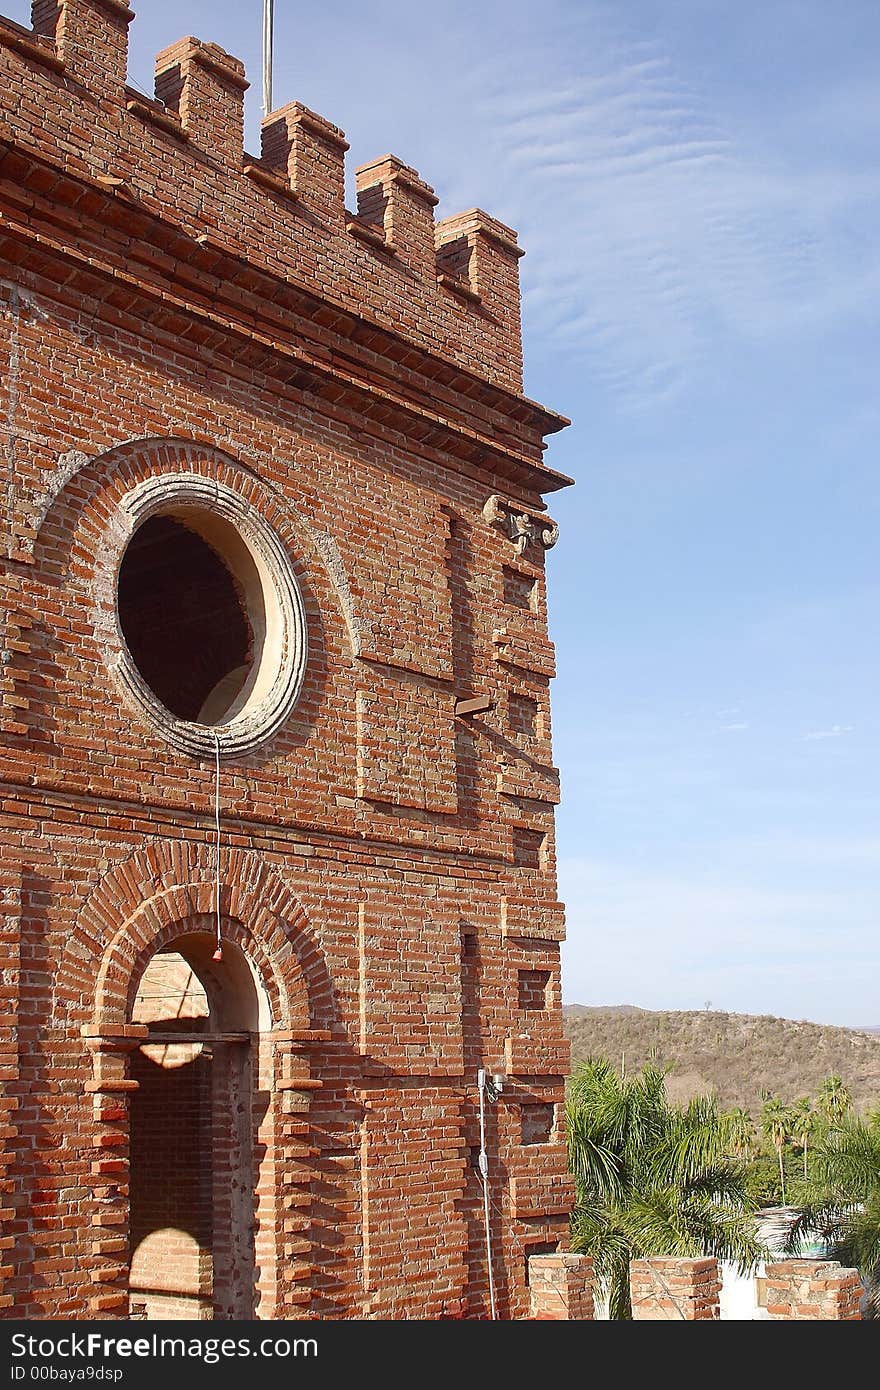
[0,0,539,397]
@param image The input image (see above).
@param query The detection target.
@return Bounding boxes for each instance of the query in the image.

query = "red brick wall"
[764,1260,863,1320]
[630,1258,722,1320]
[0,0,571,1320]
[129,1045,213,1320]
[528,1254,594,1320]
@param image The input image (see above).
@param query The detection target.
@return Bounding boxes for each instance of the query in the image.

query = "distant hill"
[563,1006,880,1114]
[563,1003,646,1019]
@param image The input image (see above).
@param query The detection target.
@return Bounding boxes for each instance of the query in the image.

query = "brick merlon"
[0,1,552,394]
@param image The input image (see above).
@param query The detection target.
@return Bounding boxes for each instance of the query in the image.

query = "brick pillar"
[528,1253,594,1319]
[82,1026,147,1318]
[435,210,525,386]
[32,0,133,103]
[630,1257,721,1320]
[765,1260,862,1319]
[0,873,20,1312]
[261,103,349,231]
[271,1031,326,1318]
[355,157,439,274]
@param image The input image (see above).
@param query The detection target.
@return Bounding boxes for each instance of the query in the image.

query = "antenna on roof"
[262,0,275,116]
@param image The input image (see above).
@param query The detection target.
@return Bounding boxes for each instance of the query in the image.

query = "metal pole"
[262,0,274,116]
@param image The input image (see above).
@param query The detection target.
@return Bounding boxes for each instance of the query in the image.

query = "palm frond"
[565,1102,625,1203]
[651,1104,732,1186]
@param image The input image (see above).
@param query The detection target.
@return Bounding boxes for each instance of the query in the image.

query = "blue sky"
[8,1,878,1025]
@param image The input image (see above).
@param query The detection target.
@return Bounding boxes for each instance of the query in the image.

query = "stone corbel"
[482,495,559,557]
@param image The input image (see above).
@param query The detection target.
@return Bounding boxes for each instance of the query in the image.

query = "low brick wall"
[765,1260,862,1320]
[528,1254,594,1320]
[524,1254,865,1320]
[630,1257,721,1320]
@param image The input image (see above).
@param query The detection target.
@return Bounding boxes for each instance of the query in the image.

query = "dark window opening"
[518,968,551,1011]
[503,566,537,611]
[117,514,254,724]
[521,1103,555,1145]
[525,1240,558,1286]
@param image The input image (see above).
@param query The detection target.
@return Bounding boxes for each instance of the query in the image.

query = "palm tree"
[760,1093,792,1205]
[785,1108,880,1318]
[566,1058,764,1319]
[724,1107,758,1161]
[817,1074,852,1130]
[791,1097,814,1180]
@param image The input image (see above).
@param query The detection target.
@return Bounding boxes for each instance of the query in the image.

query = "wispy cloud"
[803,724,854,741]
[458,8,880,408]
[720,721,749,731]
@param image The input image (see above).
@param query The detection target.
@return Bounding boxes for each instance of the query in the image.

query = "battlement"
[0,0,541,398]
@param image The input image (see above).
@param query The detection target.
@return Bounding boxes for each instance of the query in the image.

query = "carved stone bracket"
[482,494,559,556]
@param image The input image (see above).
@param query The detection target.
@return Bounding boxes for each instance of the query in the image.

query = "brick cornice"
[0,147,572,502]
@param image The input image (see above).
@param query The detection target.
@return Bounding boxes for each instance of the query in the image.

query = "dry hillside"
[563,1006,880,1114]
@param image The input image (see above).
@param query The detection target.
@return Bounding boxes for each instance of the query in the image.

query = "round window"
[109,476,307,756]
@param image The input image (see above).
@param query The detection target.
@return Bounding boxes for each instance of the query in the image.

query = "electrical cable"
[482,1188,572,1321]
[211,730,222,961]
[477,1068,497,1320]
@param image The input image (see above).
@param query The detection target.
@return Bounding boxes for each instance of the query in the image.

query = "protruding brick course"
[764,1260,863,1320]
[630,1257,722,1320]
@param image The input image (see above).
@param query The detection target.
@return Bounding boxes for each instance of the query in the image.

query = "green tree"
[566,1058,764,1319]
[817,1074,852,1130]
[760,1093,792,1205]
[786,1108,880,1318]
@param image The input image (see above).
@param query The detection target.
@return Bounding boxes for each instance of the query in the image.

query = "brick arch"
[28,436,254,557]
[27,433,361,656]
[57,841,335,1034]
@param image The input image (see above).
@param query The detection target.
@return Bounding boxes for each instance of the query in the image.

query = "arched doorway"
[126,926,270,1320]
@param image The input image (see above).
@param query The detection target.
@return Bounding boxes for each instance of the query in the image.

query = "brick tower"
[0,1,573,1319]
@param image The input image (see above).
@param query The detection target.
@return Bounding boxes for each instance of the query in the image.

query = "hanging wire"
[477,1069,498,1320]
[484,1189,570,1319]
[211,730,223,961]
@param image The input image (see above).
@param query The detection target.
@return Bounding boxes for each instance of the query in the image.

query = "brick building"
[0,1,574,1319]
